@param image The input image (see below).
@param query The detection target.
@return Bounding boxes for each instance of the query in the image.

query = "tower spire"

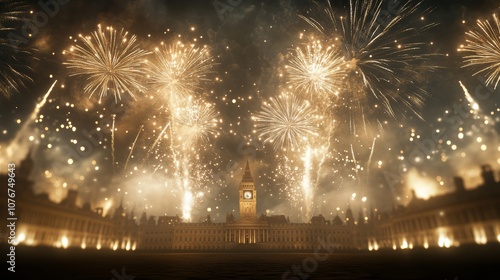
[239,158,256,219]
[242,158,253,182]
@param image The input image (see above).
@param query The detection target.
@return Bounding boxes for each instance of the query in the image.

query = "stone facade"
[367,165,500,251]
[4,152,499,252]
[138,160,357,251]
[0,154,138,250]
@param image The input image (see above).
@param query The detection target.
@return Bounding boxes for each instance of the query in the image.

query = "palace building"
[3,152,500,252]
[1,156,357,251]
[138,160,357,251]
[0,153,139,250]
[366,165,500,251]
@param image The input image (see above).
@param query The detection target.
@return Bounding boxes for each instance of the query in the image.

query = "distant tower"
[453,176,466,192]
[239,159,256,218]
[18,150,35,181]
[345,205,354,226]
[481,165,496,186]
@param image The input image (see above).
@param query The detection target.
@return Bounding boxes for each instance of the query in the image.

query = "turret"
[481,165,496,186]
[453,176,466,192]
[60,189,78,208]
[140,212,148,226]
[345,205,354,226]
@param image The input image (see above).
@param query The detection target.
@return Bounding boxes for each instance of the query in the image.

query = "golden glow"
[407,169,438,199]
[438,234,452,248]
[18,233,26,244]
[61,236,69,249]
[473,226,488,244]
[400,239,409,249]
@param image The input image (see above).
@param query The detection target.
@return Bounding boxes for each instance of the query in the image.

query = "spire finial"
[242,158,253,182]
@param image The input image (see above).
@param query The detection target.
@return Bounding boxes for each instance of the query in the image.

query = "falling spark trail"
[17,80,56,135]
[366,137,377,181]
[301,146,313,221]
[153,163,163,174]
[124,124,143,171]
[351,144,361,186]
[315,121,333,186]
[459,80,496,129]
[0,80,56,166]
[146,121,170,158]
[30,80,57,123]
[111,114,116,173]
[459,81,481,114]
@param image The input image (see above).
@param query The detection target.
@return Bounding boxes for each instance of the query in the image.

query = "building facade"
[4,152,499,252]
[139,160,357,251]
[0,154,139,251]
[366,165,500,251]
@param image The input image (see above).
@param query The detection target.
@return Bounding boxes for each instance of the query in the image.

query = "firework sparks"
[148,41,214,105]
[299,0,436,126]
[124,124,144,171]
[301,146,313,220]
[64,24,150,102]
[174,98,220,144]
[0,80,56,166]
[253,93,319,151]
[146,121,170,159]
[170,96,219,221]
[0,0,33,99]
[111,114,116,172]
[459,14,500,89]
[286,40,345,98]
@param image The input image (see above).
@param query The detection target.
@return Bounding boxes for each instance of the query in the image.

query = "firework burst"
[459,14,500,89]
[64,24,150,102]
[174,97,220,144]
[148,41,214,105]
[299,0,437,126]
[0,0,33,99]
[286,40,345,98]
[253,93,320,151]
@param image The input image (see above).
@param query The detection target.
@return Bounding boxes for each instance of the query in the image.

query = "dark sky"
[1,0,500,222]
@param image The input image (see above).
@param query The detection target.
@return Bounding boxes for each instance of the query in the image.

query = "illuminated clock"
[243,191,253,199]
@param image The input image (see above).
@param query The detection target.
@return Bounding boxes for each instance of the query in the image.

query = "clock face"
[243,191,253,199]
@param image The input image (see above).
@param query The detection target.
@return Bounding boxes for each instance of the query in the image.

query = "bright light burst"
[174,97,220,144]
[64,24,150,102]
[300,0,436,123]
[149,41,214,104]
[459,14,500,89]
[254,93,319,151]
[286,40,344,98]
[0,0,32,99]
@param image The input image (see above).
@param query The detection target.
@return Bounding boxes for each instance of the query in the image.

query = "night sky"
[1,0,500,223]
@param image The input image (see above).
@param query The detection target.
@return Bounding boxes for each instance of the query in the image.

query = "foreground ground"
[5,244,500,279]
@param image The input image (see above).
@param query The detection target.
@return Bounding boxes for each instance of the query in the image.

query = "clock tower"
[239,159,256,218]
